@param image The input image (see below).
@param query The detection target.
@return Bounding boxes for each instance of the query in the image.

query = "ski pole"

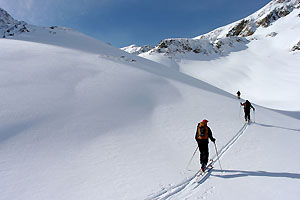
[239,105,241,119]
[186,146,198,170]
[214,142,223,171]
[254,110,256,123]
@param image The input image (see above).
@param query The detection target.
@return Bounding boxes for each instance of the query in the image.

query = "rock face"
[226,20,255,37]
[149,37,248,56]
[256,3,294,27]
[122,0,300,57]
[197,0,299,41]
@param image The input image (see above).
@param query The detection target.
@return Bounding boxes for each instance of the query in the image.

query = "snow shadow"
[253,122,300,132]
[175,43,249,62]
[0,115,49,143]
[213,169,300,180]
[275,110,300,120]
[129,60,236,100]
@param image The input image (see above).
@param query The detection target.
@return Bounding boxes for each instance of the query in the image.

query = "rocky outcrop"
[291,41,300,51]
[226,20,255,37]
[226,0,299,38]
[1,21,30,38]
[0,8,30,38]
[149,37,248,56]
[257,6,291,27]
[266,32,278,37]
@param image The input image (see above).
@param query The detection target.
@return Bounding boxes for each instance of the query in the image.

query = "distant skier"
[236,91,241,99]
[241,100,255,122]
[195,119,216,172]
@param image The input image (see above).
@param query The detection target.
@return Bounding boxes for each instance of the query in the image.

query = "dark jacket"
[241,100,255,112]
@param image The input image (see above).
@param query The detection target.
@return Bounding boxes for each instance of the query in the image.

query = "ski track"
[145,123,248,200]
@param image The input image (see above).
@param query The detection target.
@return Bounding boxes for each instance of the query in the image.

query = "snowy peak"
[0,8,17,25]
[0,8,67,39]
[197,0,300,40]
[255,0,296,28]
[0,8,30,38]
[121,44,152,55]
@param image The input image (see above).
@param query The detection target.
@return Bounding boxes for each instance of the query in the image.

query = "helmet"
[202,119,208,125]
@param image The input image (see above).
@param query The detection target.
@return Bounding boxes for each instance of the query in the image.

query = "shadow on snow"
[253,122,300,132]
[213,169,300,180]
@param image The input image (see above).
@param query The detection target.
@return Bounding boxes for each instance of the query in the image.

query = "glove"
[211,138,216,143]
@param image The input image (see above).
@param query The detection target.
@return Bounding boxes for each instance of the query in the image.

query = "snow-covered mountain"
[1,5,300,200]
[123,0,300,56]
[0,8,133,58]
[122,0,300,111]
[195,0,300,40]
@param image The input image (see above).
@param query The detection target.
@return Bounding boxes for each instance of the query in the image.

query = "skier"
[195,119,216,172]
[241,100,255,123]
[236,91,241,99]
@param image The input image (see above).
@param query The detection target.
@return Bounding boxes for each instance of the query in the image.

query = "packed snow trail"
[145,123,248,200]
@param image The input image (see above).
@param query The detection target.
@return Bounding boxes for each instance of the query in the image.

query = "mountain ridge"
[122,0,300,56]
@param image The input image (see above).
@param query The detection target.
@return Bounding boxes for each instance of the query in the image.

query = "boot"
[201,164,206,172]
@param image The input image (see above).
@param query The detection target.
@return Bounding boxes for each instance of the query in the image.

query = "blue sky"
[0,0,271,47]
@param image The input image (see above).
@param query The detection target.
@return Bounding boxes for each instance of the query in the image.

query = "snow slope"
[126,0,300,111]
[1,37,300,200]
[1,5,300,200]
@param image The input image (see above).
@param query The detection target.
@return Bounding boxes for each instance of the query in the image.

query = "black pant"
[197,141,209,166]
[245,110,250,121]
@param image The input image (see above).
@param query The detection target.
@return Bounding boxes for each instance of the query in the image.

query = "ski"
[200,166,213,181]
[197,159,213,177]
[195,165,214,184]
[194,159,214,184]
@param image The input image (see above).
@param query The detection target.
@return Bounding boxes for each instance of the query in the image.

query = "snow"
[193,0,300,41]
[121,44,152,55]
[177,8,300,111]
[139,1,300,111]
[1,36,300,200]
[1,1,300,200]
